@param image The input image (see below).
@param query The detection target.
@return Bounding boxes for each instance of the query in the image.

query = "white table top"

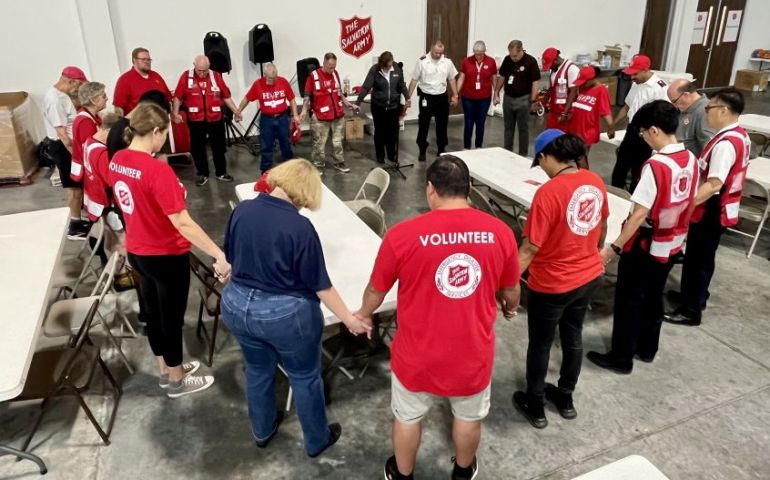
[235,183,396,325]
[600,129,626,147]
[740,114,770,135]
[0,207,69,401]
[449,147,632,245]
[572,455,669,479]
[748,156,770,189]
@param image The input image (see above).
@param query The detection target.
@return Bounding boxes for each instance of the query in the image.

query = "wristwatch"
[610,243,622,255]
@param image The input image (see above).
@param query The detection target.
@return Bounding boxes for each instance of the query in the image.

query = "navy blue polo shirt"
[225,194,332,302]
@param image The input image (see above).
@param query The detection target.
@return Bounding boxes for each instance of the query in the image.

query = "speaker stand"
[242,62,265,139]
[225,120,258,155]
[382,125,413,180]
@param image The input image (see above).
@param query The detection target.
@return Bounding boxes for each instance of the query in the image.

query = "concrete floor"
[1,94,770,479]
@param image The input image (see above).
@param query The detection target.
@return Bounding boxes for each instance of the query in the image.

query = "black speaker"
[296,57,320,96]
[204,32,232,73]
[249,24,274,64]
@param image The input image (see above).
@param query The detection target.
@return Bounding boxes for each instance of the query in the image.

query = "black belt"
[262,111,288,118]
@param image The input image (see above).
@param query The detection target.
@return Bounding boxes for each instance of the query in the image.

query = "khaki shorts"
[391,373,491,424]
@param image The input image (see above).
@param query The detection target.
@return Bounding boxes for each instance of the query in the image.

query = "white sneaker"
[159,361,201,389]
[166,374,214,398]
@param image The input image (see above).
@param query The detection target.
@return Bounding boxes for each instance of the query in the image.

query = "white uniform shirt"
[631,143,688,210]
[43,86,76,140]
[550,62,580,88]
[626,73,669,122]
[703,122,739,183]
[411,54,458,95]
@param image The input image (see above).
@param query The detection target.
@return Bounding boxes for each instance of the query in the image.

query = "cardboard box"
[735,69,769,92]
[345,116,365,140]
[598,47,622,68]
[0,92,38,182]
[595,76,619,106]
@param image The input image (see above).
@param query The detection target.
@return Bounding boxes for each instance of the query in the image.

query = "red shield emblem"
[577,198,596,223]
[447,264,469,288]
[678,175,688,193]
[339,16,374,58]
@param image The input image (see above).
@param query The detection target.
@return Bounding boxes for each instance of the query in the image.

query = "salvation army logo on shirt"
[566,185,603,236]
[671,169,693,201]
[114,180,135,215]
[435,253,482,299]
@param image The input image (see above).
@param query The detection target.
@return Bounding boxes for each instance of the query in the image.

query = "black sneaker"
[384,455,413,480]
[255,410,284,448]
[512,391,547,429]
[586,351,632,375]
[308,423,341,458]
[332,162,351,173]
[215,174,234,182]
[451,456,479,480]
[663,311,701,326]
[67,220,90,241]
[195,175,209,187]
[418,153,426,162]
[544,383,577,419]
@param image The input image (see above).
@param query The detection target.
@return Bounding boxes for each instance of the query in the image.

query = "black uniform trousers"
[679,201,725,319]
[611,123,652,190]
[188,120,227,177]
[371,104,401,162]
[416,90,449,155]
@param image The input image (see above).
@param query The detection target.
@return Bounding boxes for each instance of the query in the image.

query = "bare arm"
[498,284,521,319]
[317,287,372,337]
[289,98,299,121]
[168,209,230,277]
[600,204,649,264]
[171,98,182,123]
[530,81,540,102]
[518,238,540,274]
[694,178,723,206]
[236,97,250,116]
[613,105,629,127]
[357,281,387,320]
[598,217,608,248]
[55,126,72,152]
[456,72,466,98]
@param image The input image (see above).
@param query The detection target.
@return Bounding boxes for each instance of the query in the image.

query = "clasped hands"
[343,311,374,339]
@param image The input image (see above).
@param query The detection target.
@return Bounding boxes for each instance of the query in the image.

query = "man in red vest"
[173,55,241,186]
[541,48,580,130]
[587,100,698,375]
[665,88,751,326]
[299,52,359,174]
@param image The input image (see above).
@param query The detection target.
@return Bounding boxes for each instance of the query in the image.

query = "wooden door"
[426,0,469,113]
[639,0,673,70]
[686,0,746,88]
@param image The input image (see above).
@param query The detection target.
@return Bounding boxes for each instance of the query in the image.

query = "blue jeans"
[462,97,491,149]
[221,281,330,455]
[259,113,293,172]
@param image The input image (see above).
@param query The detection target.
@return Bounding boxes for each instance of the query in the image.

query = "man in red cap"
[541,48,580,130]
[42,66,91,239]
[569,66,614,167]
[608,54,669,189]
[113,47,171,115]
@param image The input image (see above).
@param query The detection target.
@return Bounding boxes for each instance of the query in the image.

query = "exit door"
[686,0,746,88]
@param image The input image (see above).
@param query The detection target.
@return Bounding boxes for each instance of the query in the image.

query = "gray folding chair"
[606,185,632,201]
[357,205,386,237]
[469,186,499,218]
[345,167,390,214]
[51,219,105,299]
[728,178,770,258]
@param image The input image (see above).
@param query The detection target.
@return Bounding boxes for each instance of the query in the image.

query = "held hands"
[599,246,616,266]
[234,111,243,123]
[607,126,616,139]
[450,95,459,107]
[172,113,184,124]
[493,94,500,106]
[558,111,572,124]
[298,111,307,124]
[529,101,542,114]
[213,255,232,283]
[496,292,520,320]
[345,311,373,339]
[405,99,412,109]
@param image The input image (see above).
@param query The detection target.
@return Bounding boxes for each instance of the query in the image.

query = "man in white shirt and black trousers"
[407,41,459,162]
[608,55,669,190]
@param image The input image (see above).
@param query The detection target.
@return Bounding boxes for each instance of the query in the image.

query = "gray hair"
[432,41,445,50]
[264,63,278,78]
[472,41,486,53]
[508,40,523,51]
[77,81,105,106]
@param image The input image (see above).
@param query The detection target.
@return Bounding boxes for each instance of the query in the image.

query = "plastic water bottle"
[343,76,351,96]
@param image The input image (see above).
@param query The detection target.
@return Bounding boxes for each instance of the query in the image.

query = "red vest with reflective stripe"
[83,138,109,221]
[643,149,699,262]
[310,68,344,121]
[184,69,225,122]
[690,126,750,227]
[71,110,100,182]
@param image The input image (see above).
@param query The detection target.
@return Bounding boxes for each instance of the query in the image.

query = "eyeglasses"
[704,104,727,112]
[135,57,152,62]
[671,91,686,104]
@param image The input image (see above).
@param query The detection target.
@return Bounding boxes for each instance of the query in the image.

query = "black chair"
[8,299,122,456]
[189,252,225,366]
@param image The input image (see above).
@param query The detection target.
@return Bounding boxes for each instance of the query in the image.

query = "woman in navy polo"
[221,158,371,457]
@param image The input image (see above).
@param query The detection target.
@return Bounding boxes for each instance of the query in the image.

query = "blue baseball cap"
[532,128,566,167]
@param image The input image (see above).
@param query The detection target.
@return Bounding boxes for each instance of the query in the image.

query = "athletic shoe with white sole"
[166,374,215,398]
[159,361,201,389]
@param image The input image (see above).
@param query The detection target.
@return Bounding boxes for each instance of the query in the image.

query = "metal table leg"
[0,444,48,475]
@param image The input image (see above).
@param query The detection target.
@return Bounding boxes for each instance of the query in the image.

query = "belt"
[262,111,288,118]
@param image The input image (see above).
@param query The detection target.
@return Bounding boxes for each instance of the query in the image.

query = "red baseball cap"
[542,48,560,70]
[622,55,651,75]
[574,66,597,87]
[61,66,88,82]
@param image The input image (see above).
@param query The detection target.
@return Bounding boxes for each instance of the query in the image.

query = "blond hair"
[77,81,105,106]
[267,159,322,210]
[123,103,169,145]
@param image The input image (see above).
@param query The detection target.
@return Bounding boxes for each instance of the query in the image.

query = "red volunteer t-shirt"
[524,169,608,294]
[370,208,520,397]
[108,150,190,256]
[113,69,171,114]
[246,77,295,115]
[568,84,611,145]
[460,55,498,100]
[71,110,100,181]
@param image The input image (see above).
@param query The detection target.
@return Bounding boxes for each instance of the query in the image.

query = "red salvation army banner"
[340,16,374,58]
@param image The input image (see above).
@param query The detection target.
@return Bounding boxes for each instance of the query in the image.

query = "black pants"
[610,235,674,365]
[680,208,725,319]
[188,120,227,177]
[371,104,400,162]
[526,276,602,402]
[127,252,191,367]
[611,123,651,190]
[416,91,449,155]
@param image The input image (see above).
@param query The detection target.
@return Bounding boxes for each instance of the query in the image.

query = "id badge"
[421,98,427,107]
[507,75,514,85]
[475,81,481,90]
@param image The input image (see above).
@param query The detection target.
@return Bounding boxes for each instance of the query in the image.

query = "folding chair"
[189,252,225,367]
[748,132,769,159]
[356,205,386,237]
[43,252,135,374]
[345,167,390,214]
[9,299,122,454]
[606,185,632,201]
[728,178,770,258]
[51,219,105,299]
[469,186,499,218]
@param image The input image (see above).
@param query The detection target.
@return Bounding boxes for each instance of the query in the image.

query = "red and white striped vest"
[184,69,225,122]
[310,68,345,121]
[82,138,109,221]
